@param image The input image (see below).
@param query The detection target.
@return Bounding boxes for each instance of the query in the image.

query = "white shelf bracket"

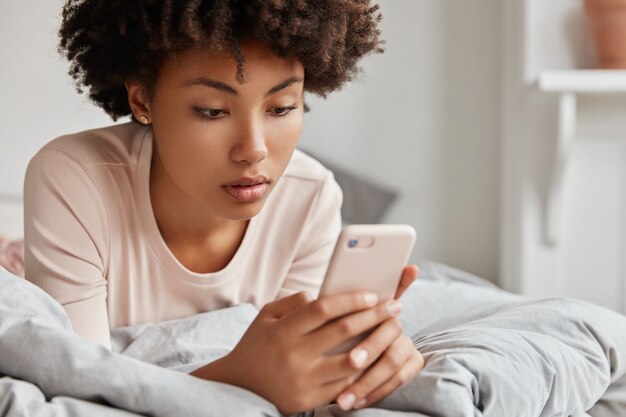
[544,92,577,246]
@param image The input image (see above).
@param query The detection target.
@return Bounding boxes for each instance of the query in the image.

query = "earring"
[139,115,149,125]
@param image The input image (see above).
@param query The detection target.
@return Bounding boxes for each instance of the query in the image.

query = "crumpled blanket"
[1,262,626,417]
[0,267,277,417]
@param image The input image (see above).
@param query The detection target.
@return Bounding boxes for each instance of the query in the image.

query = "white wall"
[0,1,502,283]
[501,0,626,312]
[0,1,119,193]
[301,0,501,281]
[0,0,116,238]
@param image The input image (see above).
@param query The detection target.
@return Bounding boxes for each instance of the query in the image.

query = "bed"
[2,161,626,416]
[1,258,626,417]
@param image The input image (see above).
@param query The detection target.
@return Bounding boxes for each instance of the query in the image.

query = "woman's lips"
[222,182,270,203]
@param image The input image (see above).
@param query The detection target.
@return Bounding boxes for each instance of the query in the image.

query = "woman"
[24,0,423,414]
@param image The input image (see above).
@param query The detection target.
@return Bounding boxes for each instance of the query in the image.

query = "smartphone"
[318,224,416,354]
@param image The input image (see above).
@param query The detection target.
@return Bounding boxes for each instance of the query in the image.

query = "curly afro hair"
[58,0,385,120]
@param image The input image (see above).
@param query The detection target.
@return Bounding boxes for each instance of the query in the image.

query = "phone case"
[319,224,416,301]
[318,224,416,355]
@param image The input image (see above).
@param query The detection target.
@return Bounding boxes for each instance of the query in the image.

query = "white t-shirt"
[24,122,342,348]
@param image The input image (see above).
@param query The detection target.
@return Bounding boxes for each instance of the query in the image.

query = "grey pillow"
[301,150,397,224]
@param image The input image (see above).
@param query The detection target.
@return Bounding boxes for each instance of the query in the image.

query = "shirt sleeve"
[24,148,112,348]
[277,171,343,299]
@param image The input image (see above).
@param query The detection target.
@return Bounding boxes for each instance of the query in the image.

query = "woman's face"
[142,41,305,222]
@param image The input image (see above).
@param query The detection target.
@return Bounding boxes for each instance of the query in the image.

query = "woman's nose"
[230,122,269,165]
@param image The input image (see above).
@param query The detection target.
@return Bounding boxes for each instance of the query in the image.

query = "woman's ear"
[125,82,152,124]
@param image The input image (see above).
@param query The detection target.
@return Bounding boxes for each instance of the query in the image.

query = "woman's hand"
[192,290,402,415]
[394,264,419,300]
[193,263,422,413]
[335,325,424,410]
[335,264,423,410]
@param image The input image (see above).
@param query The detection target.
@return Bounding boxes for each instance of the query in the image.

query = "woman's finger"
[344,318,404,370]
[310,354,365,386]
[354,349,424,409]
[260,291,314,319]
[305,302,402,356]
[335,335,412,411]
[394,264,419,300]
[280,291,380,335]
[312,373,361,410]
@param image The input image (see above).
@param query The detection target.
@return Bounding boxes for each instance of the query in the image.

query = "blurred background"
[1,1,625,314]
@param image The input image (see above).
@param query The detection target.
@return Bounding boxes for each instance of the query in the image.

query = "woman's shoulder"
[271,149,343,212]
[282,149,334,183]
[33,122,147,169]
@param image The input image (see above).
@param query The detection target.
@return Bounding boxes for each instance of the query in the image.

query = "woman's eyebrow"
[181,78,239,95]
[180,76,303,97]
[265,77,303,97]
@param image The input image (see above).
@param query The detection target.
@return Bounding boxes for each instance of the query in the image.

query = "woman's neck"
[149,149,248,273]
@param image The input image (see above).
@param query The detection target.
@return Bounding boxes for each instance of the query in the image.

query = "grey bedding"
[1,262,626,417]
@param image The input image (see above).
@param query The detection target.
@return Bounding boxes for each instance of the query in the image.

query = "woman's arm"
[24,148,111,348]
[277,171,343,299]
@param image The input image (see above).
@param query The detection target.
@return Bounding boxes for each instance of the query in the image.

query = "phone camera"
[348,238,358,248]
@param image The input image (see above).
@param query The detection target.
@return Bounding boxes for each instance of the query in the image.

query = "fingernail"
[350,348,368,368]
[355,399,367,409]
[363,292,378,306]
[387,300,402,316]
[338,393,356,410]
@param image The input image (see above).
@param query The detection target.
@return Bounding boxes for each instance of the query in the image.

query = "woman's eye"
[271,105,298,116]
[193,106,227,119]
[206,109,223,117]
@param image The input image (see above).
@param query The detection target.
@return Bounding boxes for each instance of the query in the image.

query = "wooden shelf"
[535,69,626,246]
[537,69,626,245]
[538,70,626,93]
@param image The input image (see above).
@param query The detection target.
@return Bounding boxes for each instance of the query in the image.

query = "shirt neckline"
[134,127,257,285]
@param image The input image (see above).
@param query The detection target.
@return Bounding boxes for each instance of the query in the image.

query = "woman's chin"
[219,199,266,221]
